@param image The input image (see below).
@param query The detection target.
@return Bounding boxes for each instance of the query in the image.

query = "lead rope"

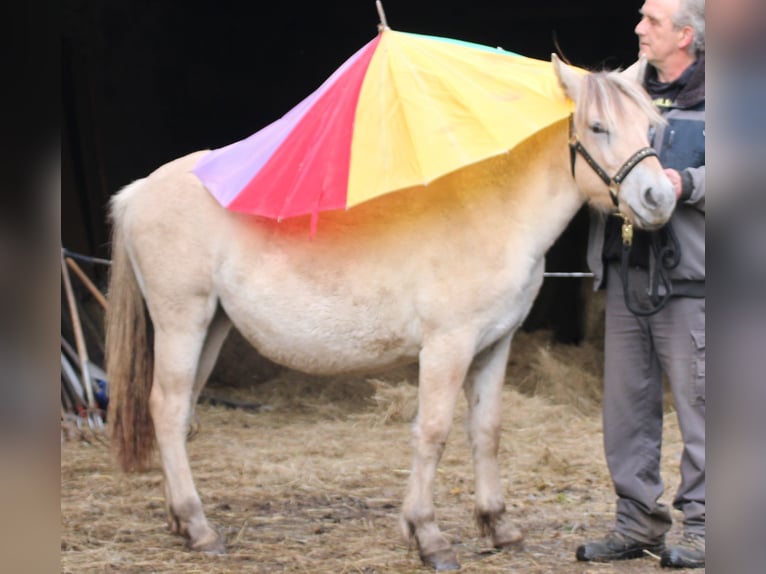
[617,215,681,317]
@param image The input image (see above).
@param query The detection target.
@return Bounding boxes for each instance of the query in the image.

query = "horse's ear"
[552,53,581,102]
[621,57,648,84]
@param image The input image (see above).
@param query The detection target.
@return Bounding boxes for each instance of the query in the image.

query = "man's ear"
[621,56,648,84]
[678,25,694,52]
[552,53,582,102]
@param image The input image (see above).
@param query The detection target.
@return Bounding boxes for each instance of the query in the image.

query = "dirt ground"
[61,330,700,573]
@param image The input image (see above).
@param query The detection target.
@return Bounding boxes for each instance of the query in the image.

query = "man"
[577,0,705,569]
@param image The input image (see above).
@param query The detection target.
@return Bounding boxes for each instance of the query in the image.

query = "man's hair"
[674,0,705,54]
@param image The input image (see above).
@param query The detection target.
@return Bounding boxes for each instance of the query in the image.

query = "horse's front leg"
[463,332,523,549]
[150,327,224,553]
[402,334,474,571]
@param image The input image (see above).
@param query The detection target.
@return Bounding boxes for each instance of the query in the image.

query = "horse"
[105,55,674,570]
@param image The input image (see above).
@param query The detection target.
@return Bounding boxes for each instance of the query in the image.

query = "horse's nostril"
[643,187,658,208]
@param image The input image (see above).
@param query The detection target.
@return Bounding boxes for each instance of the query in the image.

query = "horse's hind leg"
[463,332,523,549]
[150,300,225,553]
[402,334,473,571]
[190,306,233,409]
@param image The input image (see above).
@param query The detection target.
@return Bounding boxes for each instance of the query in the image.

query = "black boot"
[660,532,705,568]
[576,530,665,562]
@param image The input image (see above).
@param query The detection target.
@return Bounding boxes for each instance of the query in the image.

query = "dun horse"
[106,56,674,570]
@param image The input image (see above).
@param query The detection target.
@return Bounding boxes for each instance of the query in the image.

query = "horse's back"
[113,150,215,232]
[112,151,232,314]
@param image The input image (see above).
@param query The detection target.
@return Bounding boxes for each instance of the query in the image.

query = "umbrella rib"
[397,49,474,181]
[387,33,519,183]
[384,39,428,185]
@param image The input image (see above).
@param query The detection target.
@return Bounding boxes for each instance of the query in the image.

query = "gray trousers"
[603,264,705,543]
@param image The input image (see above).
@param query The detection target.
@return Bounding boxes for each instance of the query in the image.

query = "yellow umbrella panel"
[347,29,578,206]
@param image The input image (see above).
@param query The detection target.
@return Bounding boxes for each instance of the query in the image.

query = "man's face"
[634,0,686,66]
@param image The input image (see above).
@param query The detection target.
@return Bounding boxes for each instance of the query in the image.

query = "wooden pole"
[61,250,97,410]
[65,257,108,310]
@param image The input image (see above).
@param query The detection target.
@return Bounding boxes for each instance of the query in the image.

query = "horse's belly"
[241,327,420,376]
[223,298,422,376]
[215,222,546,377]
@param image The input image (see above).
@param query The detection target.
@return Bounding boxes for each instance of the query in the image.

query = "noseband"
[568,114,658,210]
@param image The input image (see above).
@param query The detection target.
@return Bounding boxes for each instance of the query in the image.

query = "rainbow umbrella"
[193,19,577,233]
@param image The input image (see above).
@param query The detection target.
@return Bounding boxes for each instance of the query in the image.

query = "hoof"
[189,533,226,555]
[493,529,524,550]
[189,540,226,555]
[489,515,524,549]
[421,547,460,571]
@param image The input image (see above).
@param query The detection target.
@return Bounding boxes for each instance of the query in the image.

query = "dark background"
[61,0,642,342]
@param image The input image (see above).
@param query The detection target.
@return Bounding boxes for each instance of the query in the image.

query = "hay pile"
[61,330,692,573]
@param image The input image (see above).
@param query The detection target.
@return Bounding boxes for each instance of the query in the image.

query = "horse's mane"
[578,70,665,128]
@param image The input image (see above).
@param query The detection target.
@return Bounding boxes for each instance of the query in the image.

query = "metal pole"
[376,1,389,29]
[543,272,594,278]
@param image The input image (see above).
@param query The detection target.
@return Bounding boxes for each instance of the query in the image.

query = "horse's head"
[552,54,675,230]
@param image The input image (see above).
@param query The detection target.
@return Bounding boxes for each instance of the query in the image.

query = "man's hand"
[664,168,683,200]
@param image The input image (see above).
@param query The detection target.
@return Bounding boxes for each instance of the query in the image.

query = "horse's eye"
[589,122,609,135]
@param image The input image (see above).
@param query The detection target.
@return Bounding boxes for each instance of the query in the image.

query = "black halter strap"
[619,223,683,316]
[568,114,675,316]
[568,114,658,208]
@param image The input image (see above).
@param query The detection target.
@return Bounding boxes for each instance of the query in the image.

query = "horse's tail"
[105,180,155,472]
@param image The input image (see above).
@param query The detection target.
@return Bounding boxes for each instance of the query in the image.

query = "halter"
[568,114,658,211]
[567,114,681,316]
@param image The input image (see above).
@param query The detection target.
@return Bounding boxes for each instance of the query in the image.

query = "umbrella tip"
[376,1,389,30]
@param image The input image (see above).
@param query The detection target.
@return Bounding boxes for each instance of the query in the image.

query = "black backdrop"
[62,0,642,342]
